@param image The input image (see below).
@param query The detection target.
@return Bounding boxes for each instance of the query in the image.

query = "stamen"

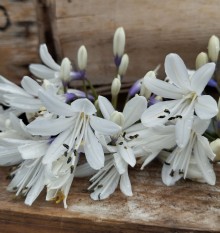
[63,144,69,149]
[70,165,74,174]
[164,161,170,165]
[169,169,174,177]
[164,109,170,114]
[158,115,166,118]
[67,157,72,164]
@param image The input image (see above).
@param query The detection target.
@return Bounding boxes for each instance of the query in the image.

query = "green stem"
[82,79,88,98]
[85,79,98,100]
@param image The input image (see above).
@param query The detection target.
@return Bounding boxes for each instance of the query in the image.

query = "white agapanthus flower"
[27,90,121,170]
[141,53,218,148]
[162,117,216,186]
[88,95,147,199]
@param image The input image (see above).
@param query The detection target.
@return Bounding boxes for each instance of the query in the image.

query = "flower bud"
[195,52,209,70]
[118,54,129,76]
[210,138,220,162]
[77,45,87,70]
[60,57,71,82]
[140,84,151,99]
[111,75,121,96]
[110,111,125,127]
[113,27,125,57]
[208,35,220,62]
[94,99,99,111]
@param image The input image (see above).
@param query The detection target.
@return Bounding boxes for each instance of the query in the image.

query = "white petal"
[113,153,127,174]
[75,162,97,177]
[43,128,72,164]
[38,89,75,116]
[40,44,60,71]
[190,63,215,95]
[140,151,160,170]
[0,83,29,96]
[27,117,73,136]
[194,137,216,185]
[98,96,115,120]
[165,53,190,90]
[197,135,216,161]
[21,76,42,97]
[118,145,136,167]
[29,64,57,79]
[123,95,147,129]
[195,95,218,119]
[143,75,185,99]
[4,95,42,112]
[18,141,48,159]
[25,170,45,206]
[120,170,132,196]
[84,125,104,170]
[192,117,210,134]
[71,98,96,115]
[141,99,179,127]
[90,115,121,135]
[175,117,193,148]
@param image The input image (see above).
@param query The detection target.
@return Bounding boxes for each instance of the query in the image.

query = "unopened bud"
[208,35,220,62]
[155,95,163,101]
[195,52,209,69]
[77,45,87,70]
[210,138,220,161]
[118,54,129,76]
[60,58,71,82]
[110,111,125,127]
[140,84,151,99]
[113,27,125,57]
[111,76,121,96]
[94,99,99,111]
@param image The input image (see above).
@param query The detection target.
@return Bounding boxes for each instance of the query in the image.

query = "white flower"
[162,117,216,186]
[98,95,148,168]
[142,53,218,148]
[27,90,121,170]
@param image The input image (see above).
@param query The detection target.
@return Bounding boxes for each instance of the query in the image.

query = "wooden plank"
[0,162,219,232]
[0,0,39,84]
[48,0,220,85]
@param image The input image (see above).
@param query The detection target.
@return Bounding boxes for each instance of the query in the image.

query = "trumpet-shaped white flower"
[162,117,216,186]
[98,95,148,168]
[27,90,121,170]
[142,53,218,148]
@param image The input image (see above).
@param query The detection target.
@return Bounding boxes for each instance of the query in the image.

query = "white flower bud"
[155,95,163,101]
[113,27,125,57]
[195,52,209,70]
[140,84,151,99]
[210,138,220,161]
[77,45,87,70]
[94,99,99,111]
[60,57,72,82]
[118,54,129,76]
[208,35,220,62]
[111,76,121,96]
[110,111,125,127]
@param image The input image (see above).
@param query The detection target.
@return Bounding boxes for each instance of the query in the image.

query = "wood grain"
[0,162,219,233]
[0,0,39,84]
[41,0,220,86]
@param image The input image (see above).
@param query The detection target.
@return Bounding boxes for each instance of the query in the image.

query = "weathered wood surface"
[0,162,219,233]
[0,0,39,84]
[37,0,220,86]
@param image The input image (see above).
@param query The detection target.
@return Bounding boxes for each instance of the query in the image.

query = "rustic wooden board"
[0,0,39,84]
[0,162,219,233]
[38,0,220,85]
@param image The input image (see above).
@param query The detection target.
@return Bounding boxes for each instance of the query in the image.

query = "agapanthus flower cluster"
[0,28,219,208]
